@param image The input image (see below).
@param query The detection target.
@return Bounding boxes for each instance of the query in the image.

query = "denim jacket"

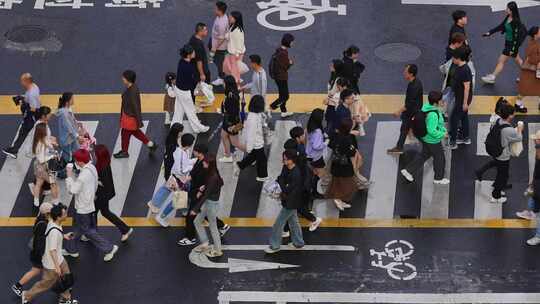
[56,107,78,146]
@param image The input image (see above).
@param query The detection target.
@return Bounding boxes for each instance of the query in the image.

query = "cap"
[73,149,91,164]
[531,130,540,140]
[39,202,53,215]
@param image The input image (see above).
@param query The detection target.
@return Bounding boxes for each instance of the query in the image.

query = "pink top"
[212,14,229,51]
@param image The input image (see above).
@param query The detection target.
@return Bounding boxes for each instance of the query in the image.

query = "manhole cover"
[5,25,49,44]
[374,43,422,63]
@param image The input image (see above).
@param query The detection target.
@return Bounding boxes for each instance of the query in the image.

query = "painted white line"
[401,0,540,12]
[365,121,401,219]
[221,245,355,251]
[476,122,491,156]
[218,291,540,303]
[189,250,299,273]
[109,121,149,215]
[474,123,501,219]
[256,120,297,219]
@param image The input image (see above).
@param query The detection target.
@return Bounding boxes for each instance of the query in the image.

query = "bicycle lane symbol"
[370,240,418,281]
[256,0,347,31]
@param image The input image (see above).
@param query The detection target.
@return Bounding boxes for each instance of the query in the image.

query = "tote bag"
[172,190,188,210]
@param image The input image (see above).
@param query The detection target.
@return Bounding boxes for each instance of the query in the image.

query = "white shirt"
[34,139,55,164]
[227,28,245,55]
[171,147,197,177]
[244,69,267,100]
[244,112,265,153]
[66,163,98,215]
[42,221,64,270]
[24,83,41,109]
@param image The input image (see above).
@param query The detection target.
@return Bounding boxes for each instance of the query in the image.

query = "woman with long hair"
[223,11,246,84]
[235,95,268,181]
[342,45,365,94]
[517,26,540,110]
[192,154,225,257]
[481,1,526,88]
[174,45,210,133]
[219,75,245,162]
[94,144,133,242]
[163,72,176,125]
[57,92,80,162]
[114,70,157,159]
[32,123,60,207]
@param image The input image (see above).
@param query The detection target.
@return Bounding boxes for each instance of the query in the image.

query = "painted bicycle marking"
[370,240,417,281]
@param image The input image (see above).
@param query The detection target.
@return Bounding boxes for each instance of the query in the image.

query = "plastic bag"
[194,82,215,105]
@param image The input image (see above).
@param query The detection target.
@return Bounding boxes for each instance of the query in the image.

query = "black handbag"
[47,155,67,173]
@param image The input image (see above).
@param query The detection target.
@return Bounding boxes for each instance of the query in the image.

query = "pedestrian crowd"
[4,1,540,303]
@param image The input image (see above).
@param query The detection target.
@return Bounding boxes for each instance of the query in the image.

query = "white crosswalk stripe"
[474,122,501,219]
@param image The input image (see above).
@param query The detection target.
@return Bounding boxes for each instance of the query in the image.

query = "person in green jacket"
[401,91,450,185]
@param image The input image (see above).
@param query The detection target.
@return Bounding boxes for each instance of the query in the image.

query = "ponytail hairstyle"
[164,72,176,87]
[528,26,539,39]
[58,92,73,109]
[343,45,360,58]
[507,1,521,23]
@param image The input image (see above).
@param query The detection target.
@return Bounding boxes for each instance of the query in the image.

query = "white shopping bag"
[194,82,215,105]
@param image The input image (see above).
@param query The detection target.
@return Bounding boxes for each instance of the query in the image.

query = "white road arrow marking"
[189,250,299,273]
[401,0,540,11]
[221,245,356,251]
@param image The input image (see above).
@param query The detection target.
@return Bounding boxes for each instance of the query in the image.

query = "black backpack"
[268,50,279,80]
[485,120,510,158]
[411,110,438,138]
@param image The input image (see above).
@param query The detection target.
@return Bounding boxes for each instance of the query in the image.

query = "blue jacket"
[56,108,78,146]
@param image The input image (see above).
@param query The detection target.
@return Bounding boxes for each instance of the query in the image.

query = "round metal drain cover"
[374,43,422,63]
[5,25,49,44]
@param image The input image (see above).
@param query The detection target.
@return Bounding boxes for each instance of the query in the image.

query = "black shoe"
[113,151,129,159]
[59,298,79,304]
[475,170,483,181]
[2,147,17,159]
[515,105,528,113]
[11,283,22,297]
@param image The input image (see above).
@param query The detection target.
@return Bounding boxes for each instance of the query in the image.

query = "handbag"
[194,82,215,105]
[238,60,249,75]
[47,154,67,173]
[172,190,188,209]
[510,141,524,157]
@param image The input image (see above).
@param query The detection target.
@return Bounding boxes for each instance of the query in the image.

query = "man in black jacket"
[388,64,423,154]
[265,149,305,254]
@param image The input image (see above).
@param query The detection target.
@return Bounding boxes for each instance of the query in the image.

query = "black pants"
[449,102,469,142]
[492,159,510,199]
[405,141,446,180]
[184,196,225,240]
[270,79,289,112]
[284,205,316,232]
[214,50,227,79]
[476,159,498,178]
[396,118,413,149]
[237,148,268,178]
[11,112,36,153]
[94,197,130,234]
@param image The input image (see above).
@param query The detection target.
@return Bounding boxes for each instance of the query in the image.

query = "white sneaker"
[219,224,231,237]
[434,178,450,185]
[333,199,345,211]
[121,228,134,242]
[80,235,89,242]
[516,210,537,220]
[309,217,323,232]
[342,202,352,209]
[490,196,507,204]
[211,78,224,86]
[527,236,540,246]
[194,242,210,253]
[155,214,170,228]
[481,74,496,84]
[282,231,290,238]
[280,112,293,118]
[103,245,119,262]
[147,201,159,214]
[197,125,210,133]
[61,249,79,258]
[264,246,281,254]
[401,169,414,182]
[219,156,234,163]
[177,238,197,246]
[256,176,270,182]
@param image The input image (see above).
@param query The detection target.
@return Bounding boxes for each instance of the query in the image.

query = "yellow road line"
[0,94,537,115]
[0,217,536,228]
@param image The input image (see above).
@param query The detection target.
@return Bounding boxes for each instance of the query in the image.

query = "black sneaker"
[515,105,528,113]
[59,298,79,304]
[2,147,17,159]
[11,283,22,297]
[113,151,129,159]
[219,224,230,237]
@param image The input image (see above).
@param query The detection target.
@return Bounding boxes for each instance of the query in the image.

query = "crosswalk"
[0,113,535,220]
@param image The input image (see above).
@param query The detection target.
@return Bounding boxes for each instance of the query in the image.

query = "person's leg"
[18,267,41,286]
[449,104,462,143]
[405,141,431,175]
[460,111,470,140]
[237,150,257,170]
[206,201,222,252]
[150,186,172,209]
[476,159,498,178]
[33,177,44,206]
[297,205,316,222]
[514,54,524,67]
[279,80,290,113]
[194,204,209,245]
[492,54,510,78]
[121,129,132,152]
[95,197,130,234]
[395,119,409,150]
[160,200,176,219]
[492,160,509,199]
[50,182,59,203]
[229,55,241,83]
[10,115,34,153]
[269,208,293,250]
[229,134,245,152]
[64,213,83,254]
[184,212,197,240]
[57,261,72,301]
[183,100,208,132]
[430,142,446,180]
[214,50,226,79]
[221,130,232,157]
[23,268,57,301]
[216,218,225,230]
[255,148,268,178]
[270,80,285,110]
[80,213,114,254]
[131,129,150,145]
[287,210,305,247]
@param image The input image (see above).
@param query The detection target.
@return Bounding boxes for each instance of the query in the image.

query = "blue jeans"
[60,140,80,162]
[150,185,175,219]
[269,208,305,250]
[194,200,221,251]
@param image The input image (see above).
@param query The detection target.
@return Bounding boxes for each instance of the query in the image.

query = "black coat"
[96,165,116,202]
[277,165,304,210]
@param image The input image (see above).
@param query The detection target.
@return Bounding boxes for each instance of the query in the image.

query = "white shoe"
[280,112,293,118]
[282,231,290,238]
[194,242,210,253]
[342,202,352,209]
[103,245,119,262]
[219,156,234,163]
[490,196,507,204]
[256,176,270,182]
[177,238,197,246]
[264,246,281,254]
[211,78,224,86]
[121,228,134,242]
[61,249,79,258]
[155,214,170,228]
[434,178,450,185]
[309,217,323,232]
[527,236,540,246]
[147,201,159,214]
[197,126,210,133]
[164,112,171,125]
[333,199,345,211]
[195,106,203,113]
[400,169,414,182]
[80,235,89,242]
[516,210,537,220]
[481,74,496,84]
